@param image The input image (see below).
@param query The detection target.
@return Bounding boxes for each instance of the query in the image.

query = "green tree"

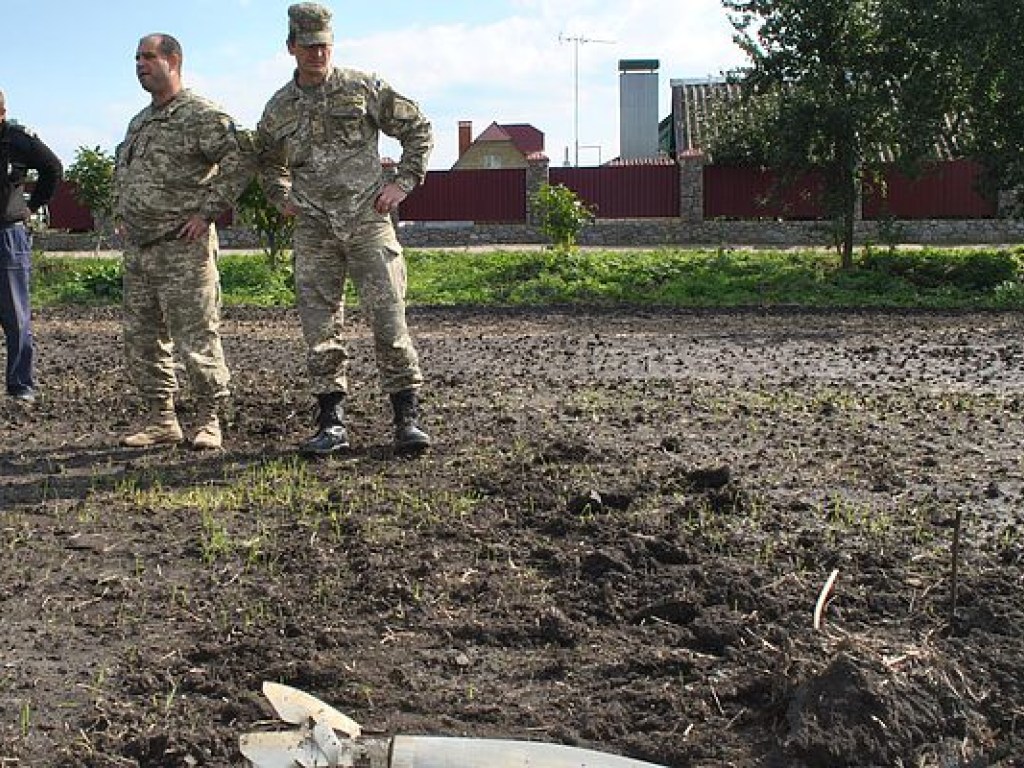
[722,0,955,267]
[942,0,1024,209]
[531,183,595,251]
[65,146,115,251]
[236,179,294,269]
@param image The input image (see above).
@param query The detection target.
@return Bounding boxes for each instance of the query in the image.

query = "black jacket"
[1,121,63,225]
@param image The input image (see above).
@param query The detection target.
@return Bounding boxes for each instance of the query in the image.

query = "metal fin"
[240,730,326,768]
[262,681,362,738]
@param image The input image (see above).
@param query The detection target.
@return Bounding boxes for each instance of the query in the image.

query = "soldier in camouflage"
[256,2,433,456]
[114,33,253,450]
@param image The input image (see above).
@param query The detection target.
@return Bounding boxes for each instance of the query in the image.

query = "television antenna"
[559,33,615,166]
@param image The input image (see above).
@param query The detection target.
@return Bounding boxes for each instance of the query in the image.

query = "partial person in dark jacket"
[0,88,63,404]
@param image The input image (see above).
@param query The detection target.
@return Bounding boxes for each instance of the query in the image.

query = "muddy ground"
[1,304,1023,767]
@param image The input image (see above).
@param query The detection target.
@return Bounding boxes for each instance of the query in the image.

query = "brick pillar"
[526,155,550,226]
[677,149,705,223]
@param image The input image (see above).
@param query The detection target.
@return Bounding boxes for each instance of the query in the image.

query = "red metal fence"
[399,167,526,222]
[45,159,999,230]
[46,184,233,231]
[704,166,828,220]
[35,181,93,232]
[863,159,997,219]
[550,165,680,218]
[704,160,997,220]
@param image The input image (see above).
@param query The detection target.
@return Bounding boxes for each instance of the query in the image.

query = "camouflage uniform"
[256,66,433,396]
[114,89,252,410]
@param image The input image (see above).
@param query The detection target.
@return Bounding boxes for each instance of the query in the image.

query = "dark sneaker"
[11,388,36,404]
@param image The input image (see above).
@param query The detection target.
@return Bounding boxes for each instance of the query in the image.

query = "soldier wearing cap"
[114,33,254,450]
[256,2,434,456]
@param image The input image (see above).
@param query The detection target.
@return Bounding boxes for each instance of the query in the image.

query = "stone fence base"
[34,217,1024,254]
[396,218,1024,248]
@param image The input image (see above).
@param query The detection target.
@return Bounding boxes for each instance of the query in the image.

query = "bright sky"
[1,0,747,170]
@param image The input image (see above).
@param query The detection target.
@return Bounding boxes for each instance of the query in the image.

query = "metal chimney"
[618,59,660,160]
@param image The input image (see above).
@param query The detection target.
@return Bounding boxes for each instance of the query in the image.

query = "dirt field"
[1,304,1023,767]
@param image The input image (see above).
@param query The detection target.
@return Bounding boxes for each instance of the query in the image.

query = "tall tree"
[722,0,955,267]
[946,0,1024,208]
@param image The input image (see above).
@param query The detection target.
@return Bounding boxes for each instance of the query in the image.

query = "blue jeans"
[0,223,34,395]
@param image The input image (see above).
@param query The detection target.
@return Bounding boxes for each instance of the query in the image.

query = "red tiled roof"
[500,124,544,154]
[475,122,510,142]
[474,122,544,155]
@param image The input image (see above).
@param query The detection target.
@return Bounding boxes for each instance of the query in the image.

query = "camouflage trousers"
[293,215,422,396]
[122,228,230,405]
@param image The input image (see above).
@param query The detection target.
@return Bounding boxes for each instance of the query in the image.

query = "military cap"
[288,3,333,46]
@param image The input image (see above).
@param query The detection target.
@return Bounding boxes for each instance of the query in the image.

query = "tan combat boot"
[193,415,224,450]
[192,407,222,451]
[123,398,183,448]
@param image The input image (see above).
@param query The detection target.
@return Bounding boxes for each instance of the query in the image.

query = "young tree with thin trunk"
[722,0,955,268]
[65,145,115,252]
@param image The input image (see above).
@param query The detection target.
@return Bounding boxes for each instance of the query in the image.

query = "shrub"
[861,248,1022,290]
[531,183,595,251]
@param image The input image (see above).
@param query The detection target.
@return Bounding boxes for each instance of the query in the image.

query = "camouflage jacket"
[113,89,253,246]
[256,67,432,226]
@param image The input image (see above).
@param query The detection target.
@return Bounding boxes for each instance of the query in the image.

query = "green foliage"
[32,253,296,307]
[30,247,1024,310]
[530,184,595,251]
[405,246,1024,309]
[722,0,959,267]
[705,84,784,166]
[860,248,1022,291]
[236,180,294,268]
[65,146,115,224]
[941,1,1024,205]
[217,253,295,306]
[33,256,122,305]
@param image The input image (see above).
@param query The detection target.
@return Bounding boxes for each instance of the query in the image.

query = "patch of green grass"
[31,245,1024,309]
[33,255,122,305]
[217,252,295,306]
[407,245,1024,308]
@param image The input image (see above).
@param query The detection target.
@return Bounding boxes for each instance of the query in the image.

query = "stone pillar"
[998,187,1021,217]
[677,149,705,223]
[525,156,551,226]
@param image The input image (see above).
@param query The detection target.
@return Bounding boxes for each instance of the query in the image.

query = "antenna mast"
[559,33,614,166]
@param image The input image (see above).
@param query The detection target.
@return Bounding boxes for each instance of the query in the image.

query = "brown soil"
[1,305,1023,768]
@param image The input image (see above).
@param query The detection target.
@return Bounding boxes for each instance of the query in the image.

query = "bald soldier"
[256,3,433,456]
[114,33,253,450]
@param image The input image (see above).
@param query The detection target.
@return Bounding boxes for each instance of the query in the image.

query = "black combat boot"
[390,388,431,453]
[300,392,350,456]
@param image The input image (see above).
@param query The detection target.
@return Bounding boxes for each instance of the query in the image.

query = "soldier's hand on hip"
[374,183,407,215]
[179,215,211,242]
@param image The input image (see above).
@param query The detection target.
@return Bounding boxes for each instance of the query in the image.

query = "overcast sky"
[1,0,748,170]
